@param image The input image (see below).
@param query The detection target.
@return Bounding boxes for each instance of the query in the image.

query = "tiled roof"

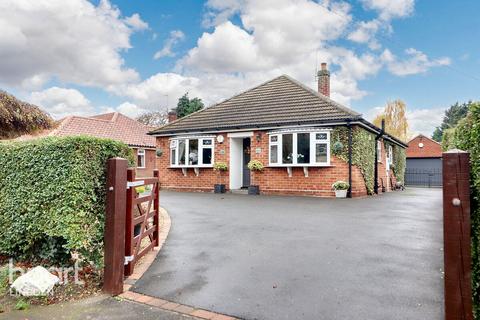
[150,75,361,135]
[49,112,156,148]
[406,134,442,158]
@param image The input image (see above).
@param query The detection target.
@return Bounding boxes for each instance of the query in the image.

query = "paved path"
[0,295,196,320]
[133,188,444,320]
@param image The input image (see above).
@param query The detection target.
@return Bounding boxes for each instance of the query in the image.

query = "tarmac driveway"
[133,188,444,320]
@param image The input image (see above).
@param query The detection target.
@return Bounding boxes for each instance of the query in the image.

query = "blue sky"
[0,0,479,136]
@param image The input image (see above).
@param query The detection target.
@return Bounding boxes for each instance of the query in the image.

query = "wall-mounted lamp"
[256,133,262,142]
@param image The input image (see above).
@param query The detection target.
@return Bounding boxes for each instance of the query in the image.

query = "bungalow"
[150,64,407,197]
[17,112,157,177]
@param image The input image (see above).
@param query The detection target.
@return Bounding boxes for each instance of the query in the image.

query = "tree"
[176,93,204,118]
[431,102,469,142]
[136,111,168,127]
[373,100,409,142]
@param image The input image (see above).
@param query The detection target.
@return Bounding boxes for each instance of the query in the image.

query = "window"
[137,149,146,168]
[377,141,382,162]
[170,137,214,167]
[387,145,393,168]
[268,130,330,166]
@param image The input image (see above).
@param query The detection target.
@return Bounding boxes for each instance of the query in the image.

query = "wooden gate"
[125,168,160,277]
[104,158,160,295]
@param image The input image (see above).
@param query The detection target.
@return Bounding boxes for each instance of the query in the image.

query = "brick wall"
[376,140,397,193]
[132,147,157,177]
[155,128,388,197]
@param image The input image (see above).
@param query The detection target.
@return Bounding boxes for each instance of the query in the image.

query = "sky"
[0,0,479,137]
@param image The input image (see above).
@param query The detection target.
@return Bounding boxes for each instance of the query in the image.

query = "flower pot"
[214,184,226,194]
[334,190,347,198]
[248,185,260,195]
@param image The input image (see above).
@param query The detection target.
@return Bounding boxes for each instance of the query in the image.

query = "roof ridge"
[280,74,361,118]
[150,76,287,133]
[408,133,441,145]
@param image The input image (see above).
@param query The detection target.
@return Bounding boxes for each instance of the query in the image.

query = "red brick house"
[405,134,443,187]
[39,112,157,177]
[150,64,407,197]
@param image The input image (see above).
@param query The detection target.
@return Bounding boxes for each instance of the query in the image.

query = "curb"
[119,207,240,320]
[123,207,171,289]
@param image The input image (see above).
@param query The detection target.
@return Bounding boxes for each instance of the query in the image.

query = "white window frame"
[268,129,331,167]
[169,136,215,168]
[137,149,146,169]
[387,145,393,168]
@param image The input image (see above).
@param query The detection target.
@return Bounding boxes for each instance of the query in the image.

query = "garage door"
[405,158,442,187]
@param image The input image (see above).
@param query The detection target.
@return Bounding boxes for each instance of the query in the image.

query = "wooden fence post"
[104,157,128,295]
[125,168,136,277]
[153,169,160,247]
[443,150,473,320]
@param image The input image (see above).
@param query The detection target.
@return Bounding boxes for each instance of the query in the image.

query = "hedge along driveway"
[0,136,134,265]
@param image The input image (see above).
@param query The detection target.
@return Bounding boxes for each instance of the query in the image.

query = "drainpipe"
[347,121,352,198]
[374,119,385,194]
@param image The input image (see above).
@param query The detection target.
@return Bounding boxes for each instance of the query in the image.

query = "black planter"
[134,224,141,237]
[248,185,260,195]
[214,184,226,194]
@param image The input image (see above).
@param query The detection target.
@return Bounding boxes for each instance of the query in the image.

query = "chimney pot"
[317,62,330,97]
[168,110,177,123]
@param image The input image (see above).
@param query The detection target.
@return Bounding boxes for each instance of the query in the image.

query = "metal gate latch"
[124,255,134,265]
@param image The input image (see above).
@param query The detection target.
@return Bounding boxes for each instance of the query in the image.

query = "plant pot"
[248,185,260,195]
[134,224,142,237]
[334,189,347,198]
[214,184,226,194]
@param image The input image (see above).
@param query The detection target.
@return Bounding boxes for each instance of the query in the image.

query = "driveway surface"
[133,188,444,320]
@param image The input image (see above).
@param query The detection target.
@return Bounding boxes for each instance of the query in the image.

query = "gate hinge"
[124,255,134,265]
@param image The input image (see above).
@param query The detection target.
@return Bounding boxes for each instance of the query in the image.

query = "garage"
[405,134,443,187]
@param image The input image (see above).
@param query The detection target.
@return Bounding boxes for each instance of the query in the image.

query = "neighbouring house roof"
[149,75,407,148]
[406,134,442,158]
[17,112,156,148]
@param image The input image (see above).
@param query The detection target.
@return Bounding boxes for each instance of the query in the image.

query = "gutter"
[347,121,353,198]
[374,119,385,194]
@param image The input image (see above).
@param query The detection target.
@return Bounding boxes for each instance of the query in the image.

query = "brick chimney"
[168,110,177,123]
[317,62,330,97]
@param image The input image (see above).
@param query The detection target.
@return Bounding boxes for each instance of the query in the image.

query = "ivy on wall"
[392,145,406,183]
[331,126,376,194]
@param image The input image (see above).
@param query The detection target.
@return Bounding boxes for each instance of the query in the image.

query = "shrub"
[332,181,349,190]
[247,160,264,171]
[213,162,228,171]
[0,136,134,266]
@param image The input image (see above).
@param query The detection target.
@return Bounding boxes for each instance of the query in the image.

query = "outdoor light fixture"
[256,133,262,142]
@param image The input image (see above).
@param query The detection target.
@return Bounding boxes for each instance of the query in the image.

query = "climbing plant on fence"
[445,102,480,317]
[0,136,134,266]
[331,126,376,194]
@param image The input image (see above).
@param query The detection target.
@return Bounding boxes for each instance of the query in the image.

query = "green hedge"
[445,102,480,317]
[332,126,376,194]
[0,136,134,265]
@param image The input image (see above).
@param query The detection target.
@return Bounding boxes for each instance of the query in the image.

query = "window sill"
[137,167,146,169]
[267,164,333,168]
[169,166,213,169]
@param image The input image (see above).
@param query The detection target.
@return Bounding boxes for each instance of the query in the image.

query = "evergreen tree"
[176,93,204,118]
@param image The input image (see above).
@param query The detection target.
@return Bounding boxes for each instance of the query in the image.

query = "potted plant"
[213,162,228,193]
[332,181,349,198]
[247,160,264,195]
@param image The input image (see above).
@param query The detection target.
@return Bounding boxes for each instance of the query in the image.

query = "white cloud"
[29,87,94,119]
[202,0,243,27]
[381,48,451,76]
[0,0,143,89]
[407,107,445,136]
[114,102,147,118]
[124,13,149,31]
[347,20,381,50]
[360,0,415,20]
[153,30,185,59]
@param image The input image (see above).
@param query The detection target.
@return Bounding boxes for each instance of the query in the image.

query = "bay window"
[269,130,330,166]
[170,137,214,167]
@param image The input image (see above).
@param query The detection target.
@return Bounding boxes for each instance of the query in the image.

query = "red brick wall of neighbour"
[132,147,157,177]
[155,129,380,197]
[406,135,442,158]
